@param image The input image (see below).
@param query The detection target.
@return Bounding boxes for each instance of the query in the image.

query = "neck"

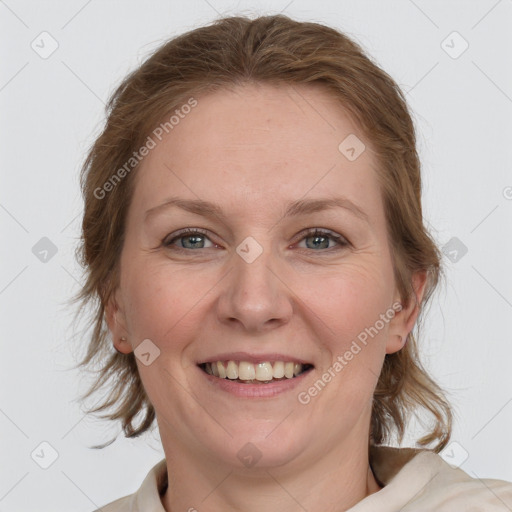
[160,427,383,512]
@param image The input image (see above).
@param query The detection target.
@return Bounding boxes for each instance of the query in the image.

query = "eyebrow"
[144,195,369,224]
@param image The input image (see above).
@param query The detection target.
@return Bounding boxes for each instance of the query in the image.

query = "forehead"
[130,82,383,224]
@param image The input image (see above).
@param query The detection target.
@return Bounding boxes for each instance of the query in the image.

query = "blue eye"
[162,228,349,252]
[298,228,349,251]
[163,228,213,250]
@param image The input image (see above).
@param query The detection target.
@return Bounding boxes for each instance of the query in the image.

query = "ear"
[104,289,133,354]
[386,270,428,355]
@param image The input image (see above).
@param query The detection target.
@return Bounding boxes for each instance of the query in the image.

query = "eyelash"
[162,228,349,253]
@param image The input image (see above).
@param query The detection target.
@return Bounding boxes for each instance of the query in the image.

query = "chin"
[202,421,309,470]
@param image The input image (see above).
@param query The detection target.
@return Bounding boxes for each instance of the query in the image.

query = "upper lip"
[197,352,314,365]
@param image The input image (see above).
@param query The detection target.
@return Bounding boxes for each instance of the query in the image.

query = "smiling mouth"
[198,361,314,384]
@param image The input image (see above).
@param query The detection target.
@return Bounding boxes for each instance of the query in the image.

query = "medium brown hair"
[73,14,452,450]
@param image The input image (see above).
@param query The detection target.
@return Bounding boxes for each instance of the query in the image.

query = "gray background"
[1,0,511,510]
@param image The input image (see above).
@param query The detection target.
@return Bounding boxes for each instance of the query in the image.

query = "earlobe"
[112,324,133,355]
[114,335,132,354]
[385,333,407,354]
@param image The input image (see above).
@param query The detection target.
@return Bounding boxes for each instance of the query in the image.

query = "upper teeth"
[203,361,306,381]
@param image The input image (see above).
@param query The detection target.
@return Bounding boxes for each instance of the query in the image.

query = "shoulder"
[410,458,512,511]
[91,459,168,512]
[362,445,512,511]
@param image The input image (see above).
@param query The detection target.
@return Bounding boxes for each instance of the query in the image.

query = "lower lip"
[197,365,314,398]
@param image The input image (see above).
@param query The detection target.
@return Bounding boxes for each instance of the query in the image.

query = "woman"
[75,14,512,511]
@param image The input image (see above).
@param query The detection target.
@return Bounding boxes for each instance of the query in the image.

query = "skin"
[106,82,426,512]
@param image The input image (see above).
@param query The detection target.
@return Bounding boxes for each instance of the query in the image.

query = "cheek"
[308,258,395,342]
[121,262,212,347]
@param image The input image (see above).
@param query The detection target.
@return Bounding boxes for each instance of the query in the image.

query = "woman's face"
[108,83,422,470]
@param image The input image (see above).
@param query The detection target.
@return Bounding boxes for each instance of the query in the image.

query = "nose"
[216,241,293,333]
